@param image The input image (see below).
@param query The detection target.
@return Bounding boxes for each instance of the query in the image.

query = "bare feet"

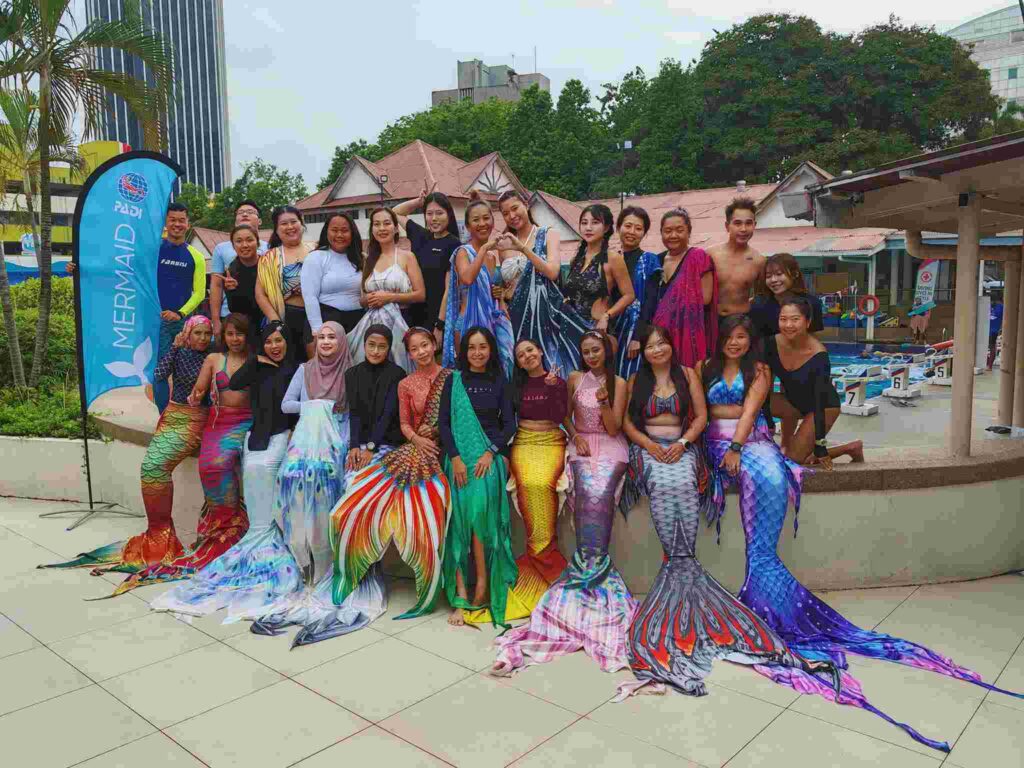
[472,588,488,608]
[448,608,465,626]
[489,661,512,677]
[849,440,865,463]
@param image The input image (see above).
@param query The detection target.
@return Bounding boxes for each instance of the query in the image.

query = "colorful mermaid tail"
[152,432,304,623]
[331,369,452,620]
[496,458,636,673]
[39,402,207,573]
[706,420,1024,702]
[470,428,568,625]
[110,406,253,595]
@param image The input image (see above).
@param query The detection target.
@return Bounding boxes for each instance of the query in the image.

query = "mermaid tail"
[705,422,1024,703]
[39,402,205,574]
[471,429,568,625]
[330,454,449,620]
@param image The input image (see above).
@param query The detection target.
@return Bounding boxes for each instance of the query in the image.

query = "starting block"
[929,356,953,387]
[883,365,922,399]
[840,378,879,416]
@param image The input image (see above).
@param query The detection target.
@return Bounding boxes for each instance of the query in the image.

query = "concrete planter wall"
[2,434,1022,592]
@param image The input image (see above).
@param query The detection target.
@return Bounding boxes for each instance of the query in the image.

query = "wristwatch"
[676,438,691,451]
[365,442,376,452]
[728,441,743,453]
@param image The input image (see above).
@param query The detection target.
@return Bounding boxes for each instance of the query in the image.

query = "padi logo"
[118,173,149,203]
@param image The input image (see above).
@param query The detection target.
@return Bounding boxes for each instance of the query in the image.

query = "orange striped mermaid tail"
[465,427,567,625]
[330,448,450,620]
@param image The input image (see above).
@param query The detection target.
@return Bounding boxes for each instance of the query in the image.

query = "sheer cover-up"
[330,368,453,620]
[441,246,515,379]
[496,372,636,672]
[652,247,717,368]
[442,372,517,627]
[507,227,592,376]
[616,250,661,380]
[348,262,413,371]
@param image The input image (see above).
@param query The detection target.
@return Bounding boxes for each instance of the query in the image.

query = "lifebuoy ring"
[930,339,954,351]
[857,294,880,317]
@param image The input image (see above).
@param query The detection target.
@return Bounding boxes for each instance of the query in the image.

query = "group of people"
[47,190,1018,753]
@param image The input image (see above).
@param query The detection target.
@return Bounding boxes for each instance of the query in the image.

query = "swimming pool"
[826,343,930,400]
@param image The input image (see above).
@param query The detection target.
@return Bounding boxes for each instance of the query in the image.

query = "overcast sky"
[222,1,1014,192]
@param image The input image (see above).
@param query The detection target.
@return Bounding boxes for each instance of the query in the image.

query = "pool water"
[826,343,929,400]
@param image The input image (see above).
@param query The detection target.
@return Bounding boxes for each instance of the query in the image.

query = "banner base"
[39,502,143,532]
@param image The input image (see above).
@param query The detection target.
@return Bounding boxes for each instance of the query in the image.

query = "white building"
[949,6,1024,106]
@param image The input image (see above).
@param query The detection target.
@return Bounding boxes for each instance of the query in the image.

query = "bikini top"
[213,356,231,391]
[563,250,608,314]
[706,372,745,407]
[281,261,302,296]
[645,392,681,418]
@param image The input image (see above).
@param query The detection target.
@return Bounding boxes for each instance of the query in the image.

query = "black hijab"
[346,325,406,426]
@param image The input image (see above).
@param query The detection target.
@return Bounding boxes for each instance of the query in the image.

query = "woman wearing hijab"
[42,316,214,580]
[252,321,386,645]
[344,324,407,473]
[152,322,304,623]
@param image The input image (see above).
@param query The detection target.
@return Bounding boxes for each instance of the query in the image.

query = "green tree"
[549,80,612,200]
[504,86,558,193]
[176,182,213,227]
[0,0,173,386]
[978,102,1024,140]
[318,139,379,189]
[205,158,308,231]
[0,88,82,387]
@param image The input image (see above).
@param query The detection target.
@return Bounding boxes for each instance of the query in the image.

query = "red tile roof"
[298,140,525,213]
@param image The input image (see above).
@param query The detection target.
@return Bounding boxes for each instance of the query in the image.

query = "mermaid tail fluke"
[38,540,128,570]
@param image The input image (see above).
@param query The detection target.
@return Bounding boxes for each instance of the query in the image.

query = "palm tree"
[0,87,83,387]
[0,0,173,386]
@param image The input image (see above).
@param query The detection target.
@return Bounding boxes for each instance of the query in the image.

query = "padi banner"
[908,258,939,317]
[74,151,182,406]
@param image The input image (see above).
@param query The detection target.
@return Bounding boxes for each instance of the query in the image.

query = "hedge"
[0,385,99,439]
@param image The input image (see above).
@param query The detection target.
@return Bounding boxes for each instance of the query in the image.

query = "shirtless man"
[708,196,764,316]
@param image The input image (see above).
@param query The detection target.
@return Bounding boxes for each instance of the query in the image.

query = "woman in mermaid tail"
[497,190,591,376]
[493,330,636,674]
[616,324,850,710]
[151,323,303,624]
[704,314,1021,750]
[108,314,255,595]
[439,326,517,628]
[480,339,569,625]
[330,328,452,620]
[615,206,661,380]
[41,316,214,578]
[441,192,514,379]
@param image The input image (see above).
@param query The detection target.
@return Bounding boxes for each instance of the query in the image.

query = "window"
[1010,68,1018,80]
[1012,31,1024,43]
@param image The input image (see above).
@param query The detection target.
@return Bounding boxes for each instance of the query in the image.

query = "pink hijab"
[305,321,352,411]
[182,315,212,350]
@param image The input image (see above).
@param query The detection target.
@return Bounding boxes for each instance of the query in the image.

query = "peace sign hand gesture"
[544,365,561,386]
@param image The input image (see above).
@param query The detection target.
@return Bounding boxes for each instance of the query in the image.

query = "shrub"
[9,276,75,316]
[0,385,100,439]
[0,307,78,387]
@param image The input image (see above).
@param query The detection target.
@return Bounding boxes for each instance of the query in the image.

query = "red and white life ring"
[857,294,880,317]
[930,339,954,351]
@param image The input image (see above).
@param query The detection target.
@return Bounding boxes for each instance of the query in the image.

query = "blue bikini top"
[707,372,745,406]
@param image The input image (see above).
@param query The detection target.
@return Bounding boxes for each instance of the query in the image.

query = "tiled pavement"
[1,496,1022,767]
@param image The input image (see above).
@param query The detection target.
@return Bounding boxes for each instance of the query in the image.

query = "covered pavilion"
[808,130,1024,457]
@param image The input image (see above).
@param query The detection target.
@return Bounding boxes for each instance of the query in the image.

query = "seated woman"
[748,252,824,338]
[494,330,635,675]
[152,323,302,624]
[347,208,426,372]
[330,328,452,620]
[41,316,214,579]
[497,189,591,375]
[344,324,407,473]
[616,324,841,702]
[638,208,717,367]
[301,212,365,344]
[495,339,569,622]
[439,326,517,627]
[703,314,1021,751]
[441,192,514,378]
[765,296,862,466]
[252,322,385,645]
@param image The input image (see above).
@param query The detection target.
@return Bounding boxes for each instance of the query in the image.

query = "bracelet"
[728,441,743,453]
[434,319,445,332]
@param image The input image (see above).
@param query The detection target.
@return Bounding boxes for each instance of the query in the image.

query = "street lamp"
[378,174,389,207]
[618,140,633,210]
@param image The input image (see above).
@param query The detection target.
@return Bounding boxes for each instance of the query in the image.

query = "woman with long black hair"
[302,212,365,345]
[347,208,426,371]
[393,183,462,332]
[562,204,634,332]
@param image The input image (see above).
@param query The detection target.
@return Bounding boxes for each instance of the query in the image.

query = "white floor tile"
[0,614,39,658]
[494,650,632,715]
[947,700,1024,768]
[511,719,699,767]
[73,732,206,767]
[293,726,448,767]
[224,622,385,677]
[0,646,92,716]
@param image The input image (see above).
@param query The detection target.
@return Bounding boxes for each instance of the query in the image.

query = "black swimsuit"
[764,336,840,457]
[562,251,608,319]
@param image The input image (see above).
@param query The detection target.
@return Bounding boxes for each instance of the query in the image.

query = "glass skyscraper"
[949,6,1024,107]
[86,0,230,192]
